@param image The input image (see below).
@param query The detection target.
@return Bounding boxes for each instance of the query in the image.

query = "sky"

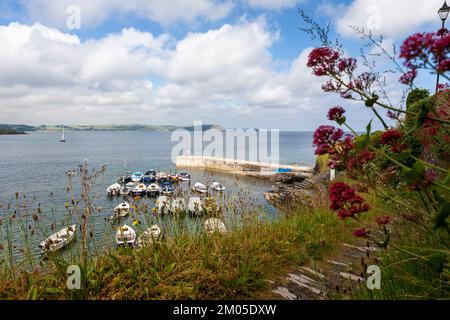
[0,0,446,131]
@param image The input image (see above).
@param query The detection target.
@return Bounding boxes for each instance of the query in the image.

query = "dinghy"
[131,183,147,197]
[160,182,174,195]
[188,197,204,214]
[193,181,207,193]
[118,173,132,184]
[115,224,136,246]
[145,170,157,177]
[131,172,144,182]
[204,218,227,235]
[177,172,191,182]
[142,173,156,184]
[110,201,130,220]
[169,198,187,214]
[156,172,169,184]
[120,182,135,195]
[39,224,76,254]
[146,183,161,197]
[137,224,161,247]
[210,181,226,192]
[156,196,170,214]
[106,183,121,196]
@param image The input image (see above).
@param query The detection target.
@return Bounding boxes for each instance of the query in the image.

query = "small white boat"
[210,181,226,192]
[131,172,144,183]
[59,125,66,142]
[120,182,135,195]
[156,196,170,214]
[193,181,207,193]
[106,183,121,196]
[111,201,130,220]
[137,225,161,247]
[146,183,161,197]
[131,183,146,197]
[169,198,187,214]
[204,218,227,235]
[115,224,136,246]
[39,224,76,254]
[188,197,204,214]
[156,172,170,184]
[177,172,191,182]
[160,182,174,195]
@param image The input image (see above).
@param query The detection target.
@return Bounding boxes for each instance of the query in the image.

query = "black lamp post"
[436,1,450,92]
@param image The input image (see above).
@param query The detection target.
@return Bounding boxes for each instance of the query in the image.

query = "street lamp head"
[438,1,450,21]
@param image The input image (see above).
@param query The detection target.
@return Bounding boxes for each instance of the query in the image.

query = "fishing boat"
[142,173,156,184]
[110,201,130,220]
[137,225,161,248]
[118,172,132,184]
[210,181,226,192]
[156,196,170,214]
[156,172,169,184]
[188,197,204,214]
[120,182,135,195]
[160,182,174,195]
[131,183,147,197]
[177,172,191,182]
[169,198,187,214]
[115,224,136,246]
[131,172,144,183]
[193,181,207,193]
[106,183,121,196]
[204,218,227,235]
[146,183,161,197]
[145,170,157,177]
[59,125,66,142]
[39,224,76,254]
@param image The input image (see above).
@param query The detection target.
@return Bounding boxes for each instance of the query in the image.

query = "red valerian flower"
[353,228,369,238]
[337,57,357,72]
[380,129,403,145]
[307,47,341,76]
[329,182,371,220]
[327,106,346,124]
[399,69,417,85]
[313,125,344,155]
[346,149,375,172]
[375,215,393,226]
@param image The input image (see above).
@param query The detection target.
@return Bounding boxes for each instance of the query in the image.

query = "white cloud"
[243,0,301,10]
[21,0,233,28]
[0,18,386,130]
[333,0,443,39]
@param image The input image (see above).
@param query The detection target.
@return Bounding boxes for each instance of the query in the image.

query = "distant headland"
[0,124,224,134]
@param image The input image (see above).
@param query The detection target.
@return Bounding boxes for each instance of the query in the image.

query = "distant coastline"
[0,124,224,133]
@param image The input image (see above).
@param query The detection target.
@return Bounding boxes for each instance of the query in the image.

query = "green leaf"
[404,161,425,185]
[433,199,450,231]
[164,262,176,273]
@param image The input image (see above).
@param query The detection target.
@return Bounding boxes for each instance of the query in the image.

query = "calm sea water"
[0,131,315,260]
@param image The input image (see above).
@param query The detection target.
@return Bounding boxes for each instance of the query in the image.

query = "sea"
[0,131,315,261]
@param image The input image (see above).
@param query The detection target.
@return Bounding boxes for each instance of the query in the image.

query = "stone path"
[271,241,379,300]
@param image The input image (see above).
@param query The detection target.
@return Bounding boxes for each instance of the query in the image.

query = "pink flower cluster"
[329,182,371,220]
[400,28,450,82]
[327,106,346,124]
[307,47,341,76]
[399,69,417,85]
[313,125,344,155]
[380,129,403,145]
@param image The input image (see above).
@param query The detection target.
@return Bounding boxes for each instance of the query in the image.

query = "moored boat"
[146,183,161,197]
[156,172,169,184]
[118,172,132,184]
[193,181,207,193]
[137,224,161,247]
[131,183,147,197]
[39,224,76,254]
[169,198,187,214]
[177,172,191,181]
[120,182,135,195]
[204,218,227,235]
[160,182,174,195]
[156,196,170,214]
[210,181,226,192]
[188,197,204,214]
[111,201,130,220]
[143,172,156,184]
[106,183,121,196]
[115,224,136,246]
[131,172,144,183]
